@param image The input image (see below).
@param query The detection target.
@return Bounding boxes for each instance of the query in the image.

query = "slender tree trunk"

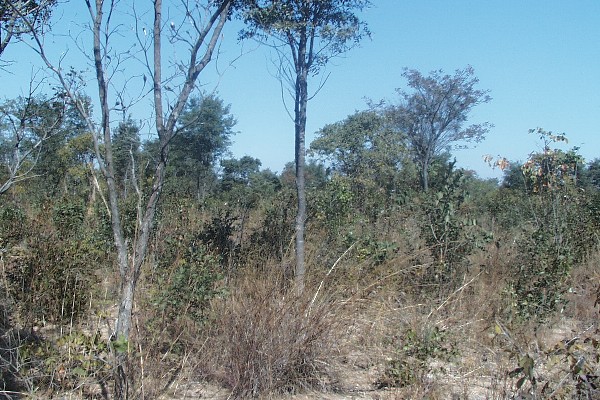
[294,48,309,292]
[421,153,430,192]
[421,165,429,192]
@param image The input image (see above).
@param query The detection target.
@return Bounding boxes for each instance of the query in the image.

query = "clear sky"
[3,1,600,180]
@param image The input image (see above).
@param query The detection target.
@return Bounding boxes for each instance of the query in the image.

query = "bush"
[151,238,223,325]
[0,329,110,397]
[5,224,104,325]
[509,179,597,320]
[377,325,458,389]
[0,205,28,246]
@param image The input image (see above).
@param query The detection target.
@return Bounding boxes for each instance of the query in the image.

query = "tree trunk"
[294,45,309,292]
[113,275,135,399]
[420,153,431,192]
[421,164,429,192]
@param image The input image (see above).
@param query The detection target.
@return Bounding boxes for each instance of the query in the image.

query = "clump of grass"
[203,273,341,398]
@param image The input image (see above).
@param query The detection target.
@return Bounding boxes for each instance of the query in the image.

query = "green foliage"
[119,194,140,240]
[0,204,28,245]
[159,94,236,198]
[280,160,328,191]
[0,0,57,53]
[220,156,261,190]
[31,99,91,197]
[52,198,85,237]
[241,0,371,73]
[506,130,597,321]
[401,326,458,362]
[420,161,484,286]
[582,158,600,190]
[4,203,108,325]
[14,330,109,394]
[355,236,398,266]
[521,128,583,193]
[387,66,492,191]
[151,233,224,324]
[496,322,600,398]
[311,174,354,234]
[509,228,574,321]
[198,209,238,268]
[175,94,235,168]
[112,119,141,194]
[378,326,458,388]
[309,110,416,218]
[218,158,282,219]
[246,189,296,263]
[310,110,404,183]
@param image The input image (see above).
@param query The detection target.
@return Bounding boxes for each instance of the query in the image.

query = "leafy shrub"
[311,175,354,235]
[495,321,600,398]
[418,162,484,289]
[377,325,458,389]
[0,205,28,246]
[510,227,575,320]
[152,238,223,324]
[355,236,399,266]
[5,226,103,325]
[4,329,110,396]
[197,209,238,269]
[506,133,597,321]
[52,199,85,237]
[245,190,296,264]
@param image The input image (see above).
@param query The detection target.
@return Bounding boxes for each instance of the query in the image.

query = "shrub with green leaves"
[507,130,597,321]
[377,325,458,388]
[0,204,28,246]
[151,236,223,324]
[419,162,484,288]
[6,228,103,325]
[52,198,85,237]
[9,330,110,395]
[247,189,295,263]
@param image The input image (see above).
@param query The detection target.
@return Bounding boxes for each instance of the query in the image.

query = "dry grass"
[200,269,343,398]
[4,228,598,399]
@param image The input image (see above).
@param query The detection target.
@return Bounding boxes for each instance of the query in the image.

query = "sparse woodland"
[1,1,599,399]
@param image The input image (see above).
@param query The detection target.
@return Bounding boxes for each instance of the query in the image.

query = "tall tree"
[310,110,406,187]
[26,1,236,397]
[167,94,236,199]
[389,66,492,191]
[241,0,371,290]
[0,0,56,60]
[0,91,67,195]
[221,155,262,190]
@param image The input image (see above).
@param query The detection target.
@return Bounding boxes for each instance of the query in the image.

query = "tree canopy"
[0,0,56,59]
[388,66,492,191]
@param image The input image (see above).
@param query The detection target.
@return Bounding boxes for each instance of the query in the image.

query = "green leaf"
[112,335,129,354]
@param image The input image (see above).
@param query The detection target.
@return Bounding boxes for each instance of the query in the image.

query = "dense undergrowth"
[1,133,599,399]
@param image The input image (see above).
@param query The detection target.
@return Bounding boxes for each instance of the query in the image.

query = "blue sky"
[3,1,600,180]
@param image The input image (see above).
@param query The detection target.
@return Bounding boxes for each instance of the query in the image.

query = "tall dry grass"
[201,269,343,398]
